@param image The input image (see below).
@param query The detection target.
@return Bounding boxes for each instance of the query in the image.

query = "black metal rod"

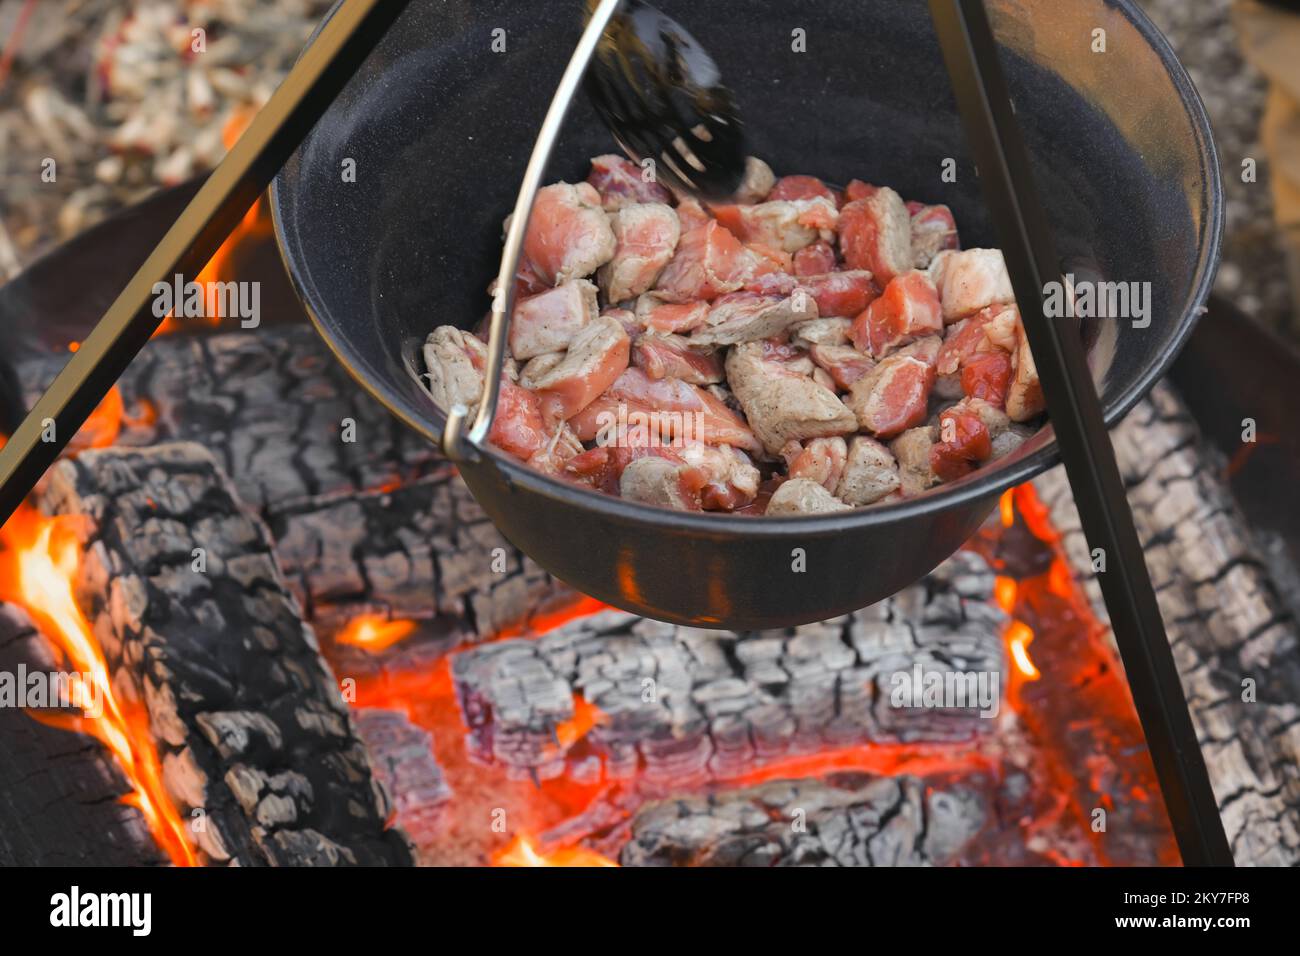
[928,0,1232,865]
[0,0,411,524]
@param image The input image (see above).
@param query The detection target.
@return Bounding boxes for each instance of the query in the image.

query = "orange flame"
[555,694,602,750]
[336,616,418,654]
[153,106,270,337]
[493,834,618,868]
[0,506,197,866]
[999,488,1016,528]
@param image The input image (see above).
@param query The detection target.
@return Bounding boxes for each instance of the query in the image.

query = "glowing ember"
[493,834,618,867]
[336,616,418,653]
[555,694,602,749]
[0,506,197,866]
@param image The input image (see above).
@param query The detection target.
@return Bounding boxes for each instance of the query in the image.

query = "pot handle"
[442,0,625,463]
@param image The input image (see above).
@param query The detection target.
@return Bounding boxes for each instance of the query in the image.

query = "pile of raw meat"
[422,154,1043,516]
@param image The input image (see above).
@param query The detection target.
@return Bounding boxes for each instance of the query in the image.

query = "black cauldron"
[272,0,1221,628]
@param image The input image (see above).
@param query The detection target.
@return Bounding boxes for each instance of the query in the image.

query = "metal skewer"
[928,0,1232,865]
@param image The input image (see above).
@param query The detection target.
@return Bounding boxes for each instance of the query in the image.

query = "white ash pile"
[0,0,331,276]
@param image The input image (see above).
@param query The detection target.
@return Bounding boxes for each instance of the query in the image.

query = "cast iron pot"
[272,0,1221,629]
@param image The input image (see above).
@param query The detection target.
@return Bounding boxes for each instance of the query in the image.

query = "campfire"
[0,123,1296,870]
[0,300,1191,865]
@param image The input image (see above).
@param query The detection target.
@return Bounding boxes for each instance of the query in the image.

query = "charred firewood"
[18,326,446,512]
[451,552,1006,784]
[19,327,573,642]
[620,772,1034,866]
[1034,384,1300,866]
[0,605,168,866]
[39,442,414,866]
[269,471,575,644]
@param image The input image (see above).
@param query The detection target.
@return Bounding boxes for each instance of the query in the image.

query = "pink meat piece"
[744,271,799,297]
[586,154,673,210]
[746,242,794,278]
[632,334,725,385]
[711,197,838,253]
[725,341,858,454]
[488,381,549,460]
[734,156,777,204]
[677,444,762,511]
[849,270,943,357]
[809,344,876,391]
[674,197,713,231]
[688,289,818,348]
[508,279,598,360]
[530,316,630,422]
[569,367,761,454]
[767,175,842,206]
[793,239,838,277]
[838,187,912,285]
[846,351,937,439]
[783,437,849,492]
[654,220,755,302]
[844,179,878,202]
[422,326,487,411]
[598,202,682,304]
[523,182,616,286]
[910,203,960,268]
[525,424,585,477]
[603,306,643,339]
[635,294,710,334]
[929,248,1015,322]
[802,270,879,318]
[930,403,993,482]
[1006,316,1045,422]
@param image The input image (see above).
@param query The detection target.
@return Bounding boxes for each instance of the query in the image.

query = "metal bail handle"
[441,0,625,463]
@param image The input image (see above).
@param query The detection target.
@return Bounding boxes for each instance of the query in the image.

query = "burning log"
[0,604,167,865]
[621,772,1016,867]
[1033,384,1300,866]
[38,442,414,866]
[352,708,451,860]
[270,471,575,643]
[451,552,1007,784]
[19,327,574,640]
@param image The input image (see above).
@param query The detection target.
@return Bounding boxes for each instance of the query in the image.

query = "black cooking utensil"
[583,0,747,199]
[927,0,1231,866]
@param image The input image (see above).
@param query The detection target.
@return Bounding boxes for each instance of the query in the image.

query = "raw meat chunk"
[846,350,936,439]
[910,203,959,268]
[688,289,818,348]
[839,187,912,284]
[929,248,1015,322]
[655,220,754,301]
[509,279,598,360]
[766,478,852,515]
[726,342,858,454]
[849,270,942,357]
[598,203,681,303]
[523,182,616,286]
[632,334,725,384]
[530,316,630,421]
[793,239,838,276]
[587,154,673,210]
[836,436,902,505]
